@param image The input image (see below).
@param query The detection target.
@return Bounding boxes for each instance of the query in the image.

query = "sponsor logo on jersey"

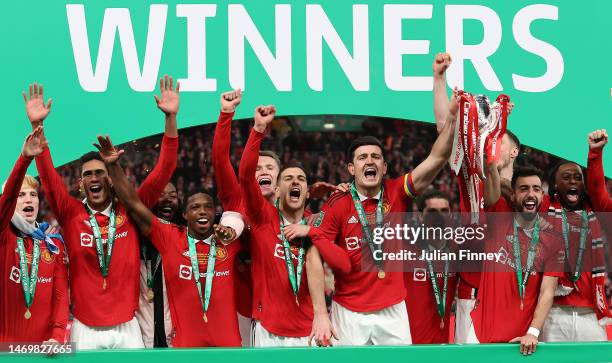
[80,233,93,247]
[273,243,299,261]
[179,264,192,280]
[9,266,20,283]
[413,268,427,281]
[345,236,360,251]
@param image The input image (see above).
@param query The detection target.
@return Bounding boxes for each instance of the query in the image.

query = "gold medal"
[378,270,386,279]
[439,319,444,329]
[520,300,524,311]
[147,289,154,302]
[102,278,107,290]
[203,313,208,323]
[295,296,300,306]
[24,309,31,320]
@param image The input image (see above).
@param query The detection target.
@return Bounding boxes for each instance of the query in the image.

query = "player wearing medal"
[213,90,342,346]
[0,127,69,345]
[27,78,179,349]
[468,164,563,355]
[94,135,244,347]
[535,129,612,341]
[403,189,458,344]
[136,182,180,348]
[305,93,459,346]
[433,52,520,343]
[238,105,351,347]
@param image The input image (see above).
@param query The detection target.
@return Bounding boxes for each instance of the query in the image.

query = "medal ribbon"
[561,209,588,283]
[424,245,449,320]
[512,218,541,301]
[349,183,385,271]
[16,238,41,309]
[187,231,217,315]
[276,200,306,302]
[86,205,117,279]
[141,244,162,289]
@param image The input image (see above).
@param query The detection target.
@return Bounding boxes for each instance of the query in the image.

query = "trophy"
[448,91,511,223]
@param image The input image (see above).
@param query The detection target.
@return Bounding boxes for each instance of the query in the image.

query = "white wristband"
[527,327,540,338]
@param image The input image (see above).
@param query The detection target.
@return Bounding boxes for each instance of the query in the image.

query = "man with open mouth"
[0,127,69,346]
[27,77,179,349]
[238,105,351,347]
[95,135,245,347]
[469,164,564,355]
[536,129,612,342]
[304,90,460,346]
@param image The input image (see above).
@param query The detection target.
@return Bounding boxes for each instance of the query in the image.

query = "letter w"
[66,4,167,92]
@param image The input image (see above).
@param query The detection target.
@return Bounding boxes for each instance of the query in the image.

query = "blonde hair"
[22,175,40,191]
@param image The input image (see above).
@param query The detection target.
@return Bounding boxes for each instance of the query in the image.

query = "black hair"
[416,189,452,212]
[183,191,215,212]
[511,165,543,189]
[79,152,104,174]
[278,162,309,184]
[347,136,384,162]
[547,160,585,199]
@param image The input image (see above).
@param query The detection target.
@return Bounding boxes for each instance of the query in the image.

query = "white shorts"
[71,317,145,350]
[464,319,480,344]
[238,313,253,347]
[252,321,309,347]
[541,305,608,342]
[330,300,411,346]
[454,298,476,344]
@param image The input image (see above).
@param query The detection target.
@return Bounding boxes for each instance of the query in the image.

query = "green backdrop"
[1,0,611,178]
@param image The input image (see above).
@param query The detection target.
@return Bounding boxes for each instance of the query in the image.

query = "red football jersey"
[312,175,415,312]
[471,198,564,343]
[239,128,314,337]
[35,136,177,327]
[404,243,458,344]
[147,218,241,347]
[0,155,69,343]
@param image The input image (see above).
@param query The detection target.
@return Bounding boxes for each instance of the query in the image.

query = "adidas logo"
[348,216,358,224]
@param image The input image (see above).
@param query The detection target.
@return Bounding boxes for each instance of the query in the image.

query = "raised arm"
[410,90,459,194]
[510,276,558,355]
[138,75,180,208]
[212,89,244,211]
[587,129,612,212]
[483,159,502,208]
[433,53,452,133]
[238,105,276,226]
[94,136,156,238]
[0,127,46,232]
[48,243,69,344]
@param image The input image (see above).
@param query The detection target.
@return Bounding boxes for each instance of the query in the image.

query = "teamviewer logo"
[9,266,21,284]
[179,265,192,280]
[413,268,427,282]
[80,233,93,247]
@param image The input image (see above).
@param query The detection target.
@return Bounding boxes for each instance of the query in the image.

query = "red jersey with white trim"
[35,136,178,327]
[239,128,313,337]
[147,218,240,347]
[404,242,458,344]
[541,196,596,309]
[312,175,416,312]
[0,155,69,343]
[471,198,564,342]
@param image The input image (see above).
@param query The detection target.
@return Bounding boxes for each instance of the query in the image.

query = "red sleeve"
[587,148,612,212]
[238,128,268,227]
[137,135,178,209]
[35,147,82,225]
[307,198,351,274]
[50,242,69,343]
[391,173,417,203]
[0,154,32,233]
[145,217,171,255]
[212,112,244,212]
